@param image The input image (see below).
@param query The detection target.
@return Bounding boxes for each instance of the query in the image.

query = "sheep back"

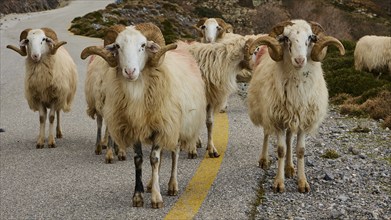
[248,54,328,135]
[24,47,78,112]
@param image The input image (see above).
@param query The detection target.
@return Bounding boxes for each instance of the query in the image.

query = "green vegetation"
[323,40,391,128]
[321,149,340,159]
[193,6,223,18]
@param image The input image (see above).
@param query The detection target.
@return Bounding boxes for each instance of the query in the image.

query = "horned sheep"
[81,23,206,208]
[180,34,256,158]
[354,35,391,76]
[247,19,345,193]
[6,28,78,148]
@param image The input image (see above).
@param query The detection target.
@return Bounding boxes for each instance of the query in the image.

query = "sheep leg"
[36,105,47,149]
[101,125,109,150]
[147,150,162,193]
[55,110,62,138]
[273,130,286,193]
[47,107,56,148]
[285,129,295,178]
[297,131,310,193]
[132,141,144,207]
[196,137,202,148]
[105,135,114,164]
[95,115,103,155]
[150,144,163,208]
[188,139,198,159]
[168,146,179,196]
[259,133,270,169]
[117,138,127,161]
[219,96,228,113]
[206,105,220,158]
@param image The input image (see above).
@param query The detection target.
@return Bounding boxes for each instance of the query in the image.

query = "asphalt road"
[0,1,262,219]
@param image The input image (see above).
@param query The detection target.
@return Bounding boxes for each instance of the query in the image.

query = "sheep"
[354,35,391,77]
[193,17,234,43]
[80,23,206,208]
[84,53,123,163]
[6,28,78,148]
[181,34,257,158]
[247,19,345,193]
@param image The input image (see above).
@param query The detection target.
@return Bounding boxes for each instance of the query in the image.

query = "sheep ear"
[146,41,160,54]
[19,39,29,47]
[105,43,119,53]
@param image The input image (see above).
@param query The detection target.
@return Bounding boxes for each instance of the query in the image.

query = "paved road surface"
[0,1,262,219]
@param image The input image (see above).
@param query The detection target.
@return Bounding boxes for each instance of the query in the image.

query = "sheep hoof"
[95,148,102,155]
[48,144,56,148]
[151,201,163,209]
[273,182,285,193]
[101,145,107,150]
[168,189,178,196]
[56,131,63,139]
[196,139,202,148]
[285,165,295,178]
[209,152,220,158]
[36,144,44,149]
[188,152,198,159]
[118,155,126,161]
[259,159,270,170]
[105,157,113,164]
[298,180,310,193]
[132,192,144,207]
[146,186,152,193]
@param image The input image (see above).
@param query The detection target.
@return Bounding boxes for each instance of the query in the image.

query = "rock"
[338,194,349,202]
[348,146,360,155]
[324,171,335,181]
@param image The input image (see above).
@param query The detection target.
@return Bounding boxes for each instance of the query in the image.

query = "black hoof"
[187,153,197,159]
[36,144,44,149]
[208,152,220,158]
[48,144,56,148]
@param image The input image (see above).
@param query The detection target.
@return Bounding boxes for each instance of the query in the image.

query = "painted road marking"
[165,113,229,219]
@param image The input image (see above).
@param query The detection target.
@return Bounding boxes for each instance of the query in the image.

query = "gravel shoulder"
[240,86,391,220]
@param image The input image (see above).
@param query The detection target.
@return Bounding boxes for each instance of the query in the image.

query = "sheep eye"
[309,35,317,43]
[201,25,206,30]
[141,43,146,48]
[115,44,120,49]
[278,36,289,43]
[216,26,222,30]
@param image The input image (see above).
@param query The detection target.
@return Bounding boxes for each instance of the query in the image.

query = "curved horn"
[50,41,67,55]
[309,21,325,36]
[81,46,118,68]
[135,22,165,47]
[311,36,345,62]
[240,38,255,70]
[149,43,178,67]
[249,35,283,62]
[269,21,293,38]
[6,28,31,56]
[215,18,231,38]
[104,25,126,46]
[193,17,208,36]
[41,27,58,41]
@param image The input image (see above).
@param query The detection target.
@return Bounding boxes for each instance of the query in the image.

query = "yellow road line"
[165,113,229,220]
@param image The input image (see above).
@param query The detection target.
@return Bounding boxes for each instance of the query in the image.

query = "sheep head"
[193,18,233,43]
[249,20,345,67]
[81,23,177,81]
[6,28,67,61]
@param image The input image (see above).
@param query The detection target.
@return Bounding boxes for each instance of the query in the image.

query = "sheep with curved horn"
[247,19,345,193]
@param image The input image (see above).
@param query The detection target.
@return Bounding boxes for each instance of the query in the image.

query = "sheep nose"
[294,57,305,66]
[32,54,40,61]
[125,68,135,76]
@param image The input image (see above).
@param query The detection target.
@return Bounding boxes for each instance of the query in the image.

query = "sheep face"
[279,21,317,69]
[20,29,54,62]
[105,28,160,81]
[200,19,222,43]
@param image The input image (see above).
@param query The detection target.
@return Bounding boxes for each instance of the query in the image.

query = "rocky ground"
[238,84,391,220]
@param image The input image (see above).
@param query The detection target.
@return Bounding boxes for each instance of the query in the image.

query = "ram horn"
[41,28,68,55]
[193,17,208,36]
[149,43,178,67]
[240,38,255,70]
[104,25,126,46]
[6,28,31,56]
[80,46,118,68]
[269,21,293,38]
[135,22,165,47]
[215,18,233,37]
[311,36,345,62]
[249,35,283,62]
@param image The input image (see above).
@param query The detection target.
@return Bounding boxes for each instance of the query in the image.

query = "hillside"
[0,0,68,16]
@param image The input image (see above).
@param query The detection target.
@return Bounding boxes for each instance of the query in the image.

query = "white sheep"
[84,53,123,163]
[354,35,391,76]
[6,28,78,148]
[81,23,206,208]
[182,35,257,158]
[247,19,345,193]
